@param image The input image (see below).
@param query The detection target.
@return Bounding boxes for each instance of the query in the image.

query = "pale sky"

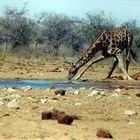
[0,0,140,23]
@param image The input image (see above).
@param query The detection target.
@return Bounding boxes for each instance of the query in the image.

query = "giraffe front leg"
[74,62,92,80]
[74,72,84,80]
[74,65,89,80]
[74,55,105,80]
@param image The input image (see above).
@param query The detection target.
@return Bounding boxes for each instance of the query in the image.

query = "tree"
[81,11,116,43]
[122,20,140,53]
[0,5,33,51]
[42,14,84,56]
[30,13,47,56]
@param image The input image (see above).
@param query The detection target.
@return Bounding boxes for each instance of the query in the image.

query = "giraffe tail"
[130,50,138,62]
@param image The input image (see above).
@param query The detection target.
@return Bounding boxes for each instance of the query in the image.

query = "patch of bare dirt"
[0,56,139,140]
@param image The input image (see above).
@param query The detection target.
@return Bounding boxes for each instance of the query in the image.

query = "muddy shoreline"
[0,78,140,90]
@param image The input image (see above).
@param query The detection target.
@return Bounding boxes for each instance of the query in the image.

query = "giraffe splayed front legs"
[74,53,133,80]
[74,55,105,80]
[68,27,136,81]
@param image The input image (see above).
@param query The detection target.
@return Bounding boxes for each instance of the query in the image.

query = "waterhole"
[0,79,139,89]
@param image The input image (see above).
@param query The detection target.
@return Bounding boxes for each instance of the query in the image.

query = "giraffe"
[68,27,137,81]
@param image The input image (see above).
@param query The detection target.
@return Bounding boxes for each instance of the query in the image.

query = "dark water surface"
[0,79,139,89]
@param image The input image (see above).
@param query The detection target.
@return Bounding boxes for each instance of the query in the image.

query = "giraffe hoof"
[103,77,111,80]
[124,76,134,80]
[74,76,80,80]
[127,77,134,80]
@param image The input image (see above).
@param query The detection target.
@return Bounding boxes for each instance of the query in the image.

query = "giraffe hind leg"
[105,57,118,79]
[116,53,133,80]
[126,57,130,73]
[126,51,131,73]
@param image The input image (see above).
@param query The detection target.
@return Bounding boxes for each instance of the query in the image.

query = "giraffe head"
[68,63,80,80]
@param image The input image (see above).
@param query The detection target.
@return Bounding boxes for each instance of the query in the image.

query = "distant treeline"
[0,5,140,58]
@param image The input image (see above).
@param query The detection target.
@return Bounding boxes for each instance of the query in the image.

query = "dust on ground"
[0,56,140,140]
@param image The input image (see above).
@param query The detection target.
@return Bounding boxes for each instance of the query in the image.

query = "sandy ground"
[0,56,140,140]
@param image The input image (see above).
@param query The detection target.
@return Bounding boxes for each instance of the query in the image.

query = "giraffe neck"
[74,30,106,70]
[76,43,100,68]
